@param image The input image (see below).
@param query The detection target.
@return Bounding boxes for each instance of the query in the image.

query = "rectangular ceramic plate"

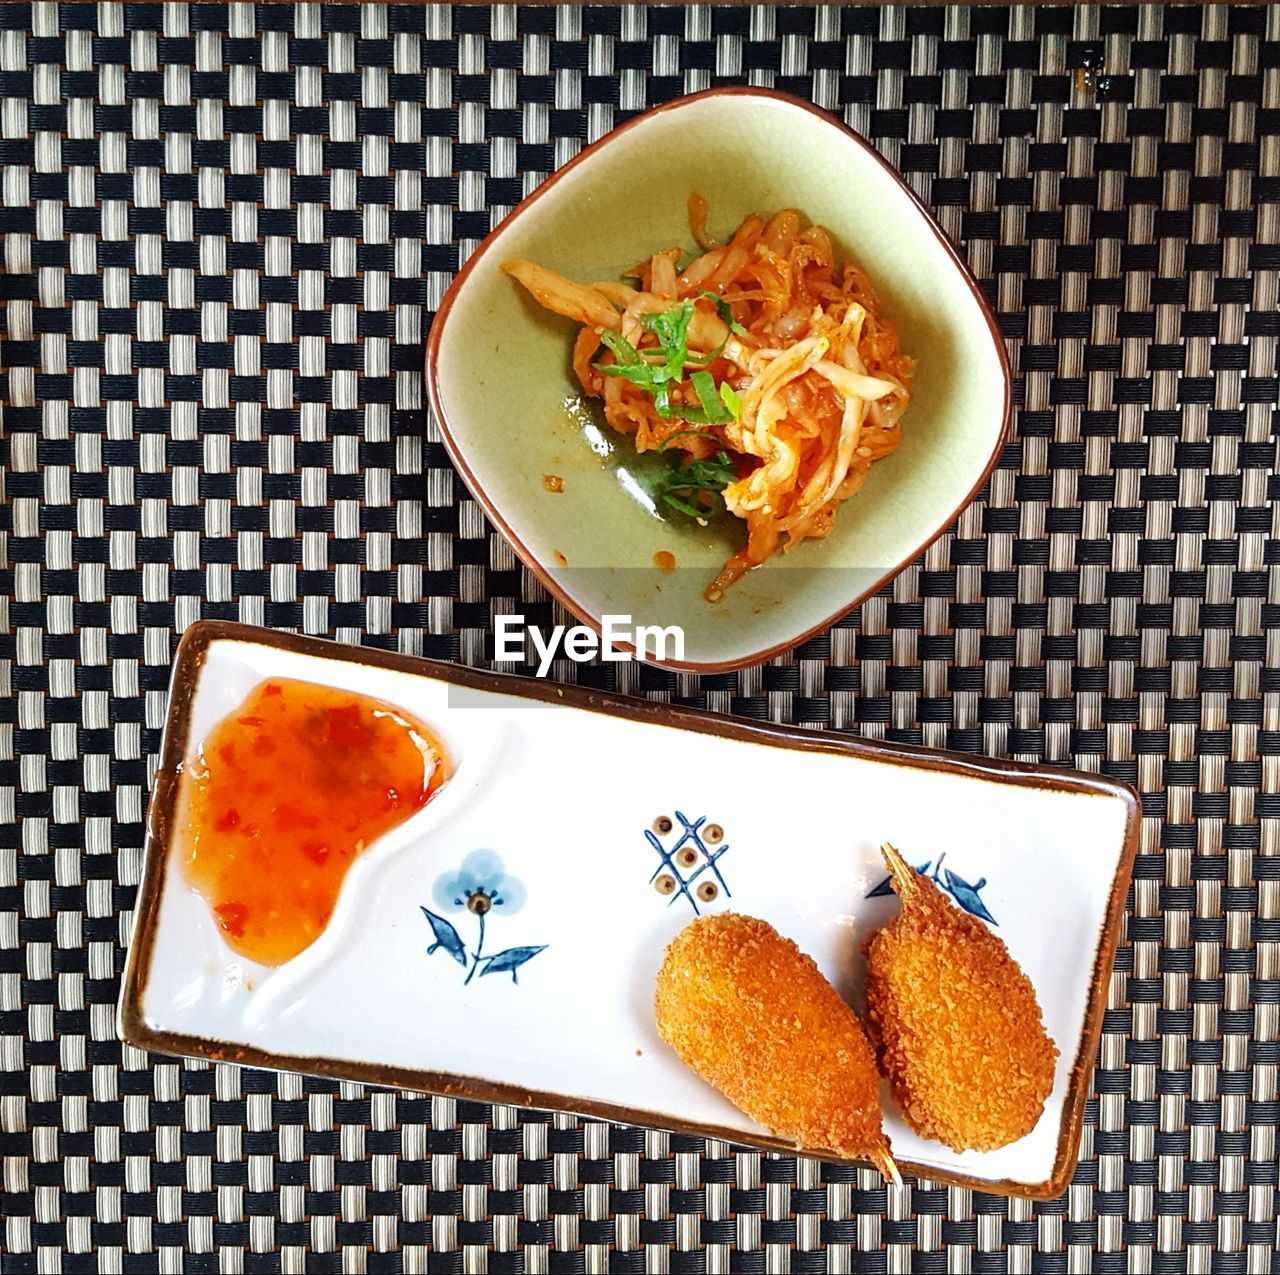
[120,621,1139,1198]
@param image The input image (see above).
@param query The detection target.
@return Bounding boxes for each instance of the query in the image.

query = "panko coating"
[864,842,1058,1152]
[655,912,896,1179]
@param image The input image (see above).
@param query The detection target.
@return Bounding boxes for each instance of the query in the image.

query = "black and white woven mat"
[2,2,1278,1270]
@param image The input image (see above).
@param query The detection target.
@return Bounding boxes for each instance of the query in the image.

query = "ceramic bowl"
[122,622,1140,1199]
[426,88,1011,672]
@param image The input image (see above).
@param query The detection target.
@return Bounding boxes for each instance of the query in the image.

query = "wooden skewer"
[879,841,919,900]
[873,1146,903,1188]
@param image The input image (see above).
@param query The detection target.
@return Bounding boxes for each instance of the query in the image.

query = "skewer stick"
[879,841,919,900]
[873,1146,903,1188]
[873,844,909,1187]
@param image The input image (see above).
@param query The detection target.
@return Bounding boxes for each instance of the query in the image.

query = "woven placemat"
[2,2,1278,1271]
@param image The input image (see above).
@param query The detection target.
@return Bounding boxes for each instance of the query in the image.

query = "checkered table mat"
[2,2,1278,1271]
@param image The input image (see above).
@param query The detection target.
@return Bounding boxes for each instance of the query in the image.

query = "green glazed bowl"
[426,88,1011,672]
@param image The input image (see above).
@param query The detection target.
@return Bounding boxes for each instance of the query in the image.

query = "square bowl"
[427,89,1011,672]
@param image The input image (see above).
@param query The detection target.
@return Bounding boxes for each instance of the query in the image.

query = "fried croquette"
[655,912,897,1178]
[864,842,1058,1152]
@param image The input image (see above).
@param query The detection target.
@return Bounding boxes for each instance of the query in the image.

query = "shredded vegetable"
[502,199,914,601]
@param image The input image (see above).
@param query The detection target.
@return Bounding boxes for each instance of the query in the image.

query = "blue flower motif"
[423,850,545,986]
[433,849,526,916]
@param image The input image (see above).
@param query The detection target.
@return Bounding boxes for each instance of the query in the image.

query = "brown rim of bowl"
[120,620,1141,1200]
[424,86,1014,674]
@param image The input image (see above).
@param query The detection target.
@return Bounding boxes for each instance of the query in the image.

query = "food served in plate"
[655,847,1057,1166]
[504,196,914,600]
[127,622,1137,1192]
[179,678,449,965]
[864,842,1058,1152]
[654,912,896,1177]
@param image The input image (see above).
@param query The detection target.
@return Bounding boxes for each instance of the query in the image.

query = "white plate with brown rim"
[120,621,1138,1198]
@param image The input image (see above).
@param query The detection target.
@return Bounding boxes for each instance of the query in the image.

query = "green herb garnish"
[591,300,742,520]
[686,369,735,423]
[698,289,747,336]
[685,291,746,366]
[642,301,696,381]
[653,449,738,521]
[593,302,693,419]
[593,298,740,424]
[653,372,740,426]
[597,328,640,365]
[659,428,721,451]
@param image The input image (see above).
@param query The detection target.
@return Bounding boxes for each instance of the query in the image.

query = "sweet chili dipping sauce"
[180,678,448,966]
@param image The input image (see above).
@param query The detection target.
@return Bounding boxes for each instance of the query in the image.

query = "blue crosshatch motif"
[646,811,731,915]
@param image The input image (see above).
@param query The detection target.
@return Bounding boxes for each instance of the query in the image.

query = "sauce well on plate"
[179,678,448,965]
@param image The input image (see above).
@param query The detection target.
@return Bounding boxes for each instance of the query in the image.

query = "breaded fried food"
[864,842,1058,1152]
[655,913,896,1178]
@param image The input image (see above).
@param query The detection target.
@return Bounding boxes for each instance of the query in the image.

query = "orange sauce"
[653,551,676,572]
[179,677,448,966]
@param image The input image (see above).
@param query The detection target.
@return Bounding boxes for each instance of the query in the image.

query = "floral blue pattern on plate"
[865,851,997,925]
[120,621,1140,1198]
[422,850,547,985]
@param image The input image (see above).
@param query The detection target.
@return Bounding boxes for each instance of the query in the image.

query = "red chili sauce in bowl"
[178,678,448,965]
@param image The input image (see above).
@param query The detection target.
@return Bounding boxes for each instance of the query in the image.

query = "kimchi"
[504,196,914,601]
